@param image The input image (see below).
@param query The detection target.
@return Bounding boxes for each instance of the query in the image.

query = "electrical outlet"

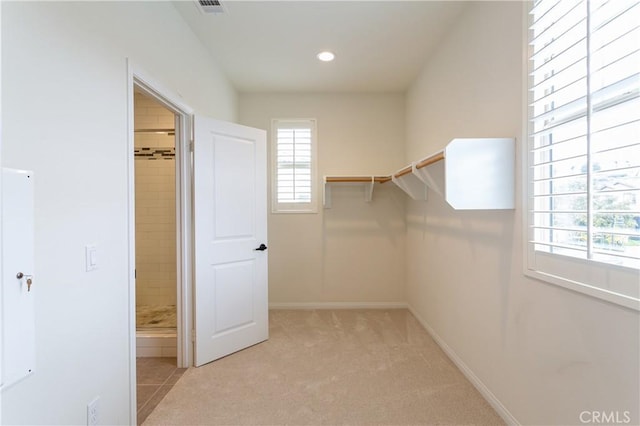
[87,396,99,426]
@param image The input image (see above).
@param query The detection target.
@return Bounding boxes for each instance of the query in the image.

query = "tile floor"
[137,357,187,424]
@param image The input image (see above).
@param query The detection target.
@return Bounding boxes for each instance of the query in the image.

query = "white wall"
[1,2,236,424]
[239,93,406,306]
[405,2,639,425]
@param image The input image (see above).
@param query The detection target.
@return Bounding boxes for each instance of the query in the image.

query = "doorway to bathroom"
[130,72,271,368]
[127,67,269,424]
[133,88,179,362]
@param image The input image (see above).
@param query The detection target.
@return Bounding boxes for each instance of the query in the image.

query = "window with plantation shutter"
[271,119,317,213]
[526,0,640,309]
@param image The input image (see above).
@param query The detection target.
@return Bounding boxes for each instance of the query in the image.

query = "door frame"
[0,3,4,418]
[126,60,194,424]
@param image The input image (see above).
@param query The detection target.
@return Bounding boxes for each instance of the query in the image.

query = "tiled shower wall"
[134,92,176,307]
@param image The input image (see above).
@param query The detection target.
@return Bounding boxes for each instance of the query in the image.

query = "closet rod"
[325,176,392,183]
[393,151,445,178]
[394,166,412,178]
[416,151,445,169]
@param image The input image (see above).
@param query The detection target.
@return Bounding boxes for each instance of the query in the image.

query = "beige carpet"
[143,309,504,425]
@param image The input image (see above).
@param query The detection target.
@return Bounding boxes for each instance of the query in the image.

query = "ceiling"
[173,1,468,93]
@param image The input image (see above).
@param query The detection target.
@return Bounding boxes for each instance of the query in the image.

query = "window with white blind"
[526,0,640,309]
[271,119,317,213]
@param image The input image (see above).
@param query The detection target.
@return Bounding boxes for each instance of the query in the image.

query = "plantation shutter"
[272,119,317,213]
[528,0,640,268]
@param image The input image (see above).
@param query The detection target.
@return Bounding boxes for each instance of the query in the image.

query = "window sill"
[524,266,640,312]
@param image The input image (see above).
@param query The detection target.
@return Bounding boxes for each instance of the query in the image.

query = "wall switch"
[87,396,99,425]
[85,245,98,272]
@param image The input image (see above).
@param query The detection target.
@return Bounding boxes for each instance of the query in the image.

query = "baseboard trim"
[407,305,520,426]
[269,302,408,310]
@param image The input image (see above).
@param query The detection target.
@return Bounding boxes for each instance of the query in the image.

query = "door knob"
[255,244,268,251]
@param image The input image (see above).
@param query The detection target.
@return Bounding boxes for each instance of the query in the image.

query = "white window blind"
[271,119,317,213]
[527,0,640,308]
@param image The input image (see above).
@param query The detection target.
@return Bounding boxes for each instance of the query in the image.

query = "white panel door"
[193,116,268,367]
[1,169,35,389]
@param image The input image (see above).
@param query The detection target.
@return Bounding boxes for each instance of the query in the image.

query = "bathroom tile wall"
[134,92,177,307]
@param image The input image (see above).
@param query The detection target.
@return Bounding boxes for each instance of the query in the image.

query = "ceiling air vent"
[196,0,225,14]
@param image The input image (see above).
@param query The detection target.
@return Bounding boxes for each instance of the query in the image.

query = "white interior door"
[193,116,268,367]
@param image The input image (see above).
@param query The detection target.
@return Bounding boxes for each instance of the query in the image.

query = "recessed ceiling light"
[317,51,335,62]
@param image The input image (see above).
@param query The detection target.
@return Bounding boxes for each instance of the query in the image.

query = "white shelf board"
[443,138,514,210]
